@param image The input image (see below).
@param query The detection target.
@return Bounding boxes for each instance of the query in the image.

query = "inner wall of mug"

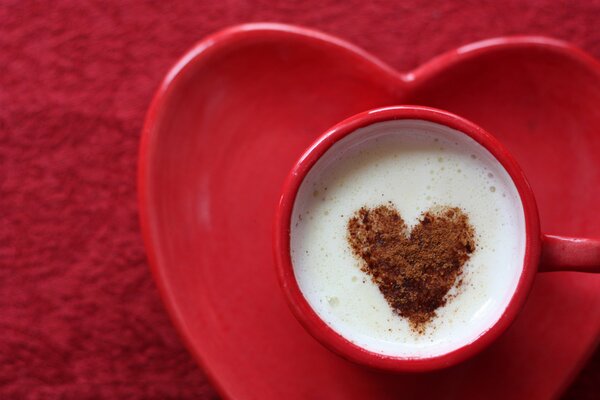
[289,120,526,359]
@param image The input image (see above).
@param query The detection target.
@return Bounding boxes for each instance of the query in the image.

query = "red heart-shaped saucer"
[139,23,600,399]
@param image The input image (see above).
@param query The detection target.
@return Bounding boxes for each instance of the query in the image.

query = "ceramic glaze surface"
[139,24,600,399]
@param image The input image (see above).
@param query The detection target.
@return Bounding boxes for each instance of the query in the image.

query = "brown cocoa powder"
[347,204,475,333]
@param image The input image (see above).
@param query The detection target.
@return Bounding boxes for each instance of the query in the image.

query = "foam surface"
[290,120,526,358]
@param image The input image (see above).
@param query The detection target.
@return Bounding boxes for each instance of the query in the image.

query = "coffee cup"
[273,106,600,372]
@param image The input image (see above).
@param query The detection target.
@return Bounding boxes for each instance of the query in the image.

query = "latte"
[290,119,526,358]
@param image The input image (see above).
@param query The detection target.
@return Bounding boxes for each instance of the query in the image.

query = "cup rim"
[274,105,541,372]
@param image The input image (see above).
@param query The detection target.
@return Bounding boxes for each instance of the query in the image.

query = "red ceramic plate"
[139,23,600,399]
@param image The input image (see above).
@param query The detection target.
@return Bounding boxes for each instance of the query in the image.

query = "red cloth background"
[1,1,599,398]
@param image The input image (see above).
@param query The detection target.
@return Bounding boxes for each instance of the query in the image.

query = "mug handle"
[540,234,600,273]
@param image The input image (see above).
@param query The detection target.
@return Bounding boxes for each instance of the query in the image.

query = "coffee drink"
[290,120,526,358]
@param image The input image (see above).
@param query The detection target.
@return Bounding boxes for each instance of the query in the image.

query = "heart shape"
[140,24,600,398]
[348,205,475,331]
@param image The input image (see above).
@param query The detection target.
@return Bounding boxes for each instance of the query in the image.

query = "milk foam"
[290,120,526,358]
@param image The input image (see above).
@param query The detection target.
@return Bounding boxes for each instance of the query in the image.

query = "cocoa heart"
[347,204,475,332]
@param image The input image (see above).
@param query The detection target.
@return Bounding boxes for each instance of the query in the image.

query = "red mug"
[274,105,600,372]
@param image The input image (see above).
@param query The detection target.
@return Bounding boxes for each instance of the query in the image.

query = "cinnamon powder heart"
[347,204,475,333]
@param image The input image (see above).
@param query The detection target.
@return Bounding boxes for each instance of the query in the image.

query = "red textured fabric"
[1,1,599,399]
